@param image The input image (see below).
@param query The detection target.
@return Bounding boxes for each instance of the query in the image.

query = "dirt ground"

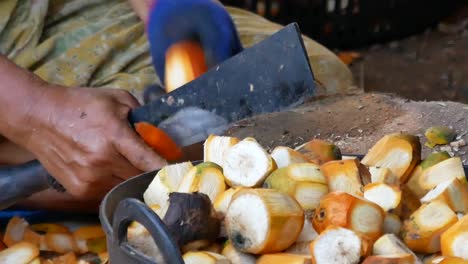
[225,92,468,162]
[347,12,468,103]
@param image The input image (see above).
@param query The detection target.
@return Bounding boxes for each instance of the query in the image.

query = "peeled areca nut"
[296,217,319,243]
[402,201,458,253]
[183,251,230,264]
[45,232,77,253]
[373,234,422,264]
[213,188,240,217]
[3,216,29,247]
[312,192,385,246]
[364,183,402,211]
[310,227,363,264]
[204,134,240,167]
[284,241,313,255]
[223,137,277,187]
[28,257,40,264]
[73,225,105,254]
[406,165,428,199]
[0,241,39,264]
[257,253,312,264]
[441,214,468,260]
[418,157,466,191]
[439,257,468,264]
[320,158,371,196]
[420,152,452,170]
[143,161,194,217]
[225,188,304,254]
[295,139,342,165]
[264,163,328,211]
[369,166,399,185]
[177,162,226,202]
[361,133,421,183]
[271,146,310,168]
[421,254,443,264]
[420,178,468,214]
[362,254,417,264]
[23,229,47,251]
[407,152,452,199]
[221,241,256,264]
[383,213,403,235]
[285,217,319,255]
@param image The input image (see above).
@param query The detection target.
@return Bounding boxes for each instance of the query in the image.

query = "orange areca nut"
[320,158,371,196]
[165,40,208,93]
[257,253,312,264]
[295,139,342,165]
[3,216,29,247]
[361,133,421,184]
[134,122,183,162]
[310,227,363,264]
[225,188,304,254]
[362,254,417,264]
[312,191,385,245]
[441,214,468,260]
[271,146,311,168]
[439,257,468,264]
[402,201,458,254]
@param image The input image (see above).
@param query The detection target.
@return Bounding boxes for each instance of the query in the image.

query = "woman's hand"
[6,84,167,201]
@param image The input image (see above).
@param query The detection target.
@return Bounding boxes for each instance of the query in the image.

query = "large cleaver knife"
[0,23,316,210]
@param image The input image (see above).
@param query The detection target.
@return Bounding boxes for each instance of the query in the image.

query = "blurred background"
[221,0,468,103]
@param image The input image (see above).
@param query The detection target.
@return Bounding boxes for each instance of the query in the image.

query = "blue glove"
[146,0,243,87]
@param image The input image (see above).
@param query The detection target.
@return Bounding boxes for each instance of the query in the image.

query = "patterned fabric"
[0,0,156,104]
[0,0,355,105]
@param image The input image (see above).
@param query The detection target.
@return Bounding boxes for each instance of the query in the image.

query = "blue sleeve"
[146,0,243,86]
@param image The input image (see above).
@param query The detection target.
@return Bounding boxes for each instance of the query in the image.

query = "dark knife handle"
[0,160,64,210]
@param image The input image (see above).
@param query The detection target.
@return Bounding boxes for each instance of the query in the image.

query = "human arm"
[0,54,167,201]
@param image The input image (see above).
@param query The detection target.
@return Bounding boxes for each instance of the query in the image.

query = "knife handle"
[0,160,64,210]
